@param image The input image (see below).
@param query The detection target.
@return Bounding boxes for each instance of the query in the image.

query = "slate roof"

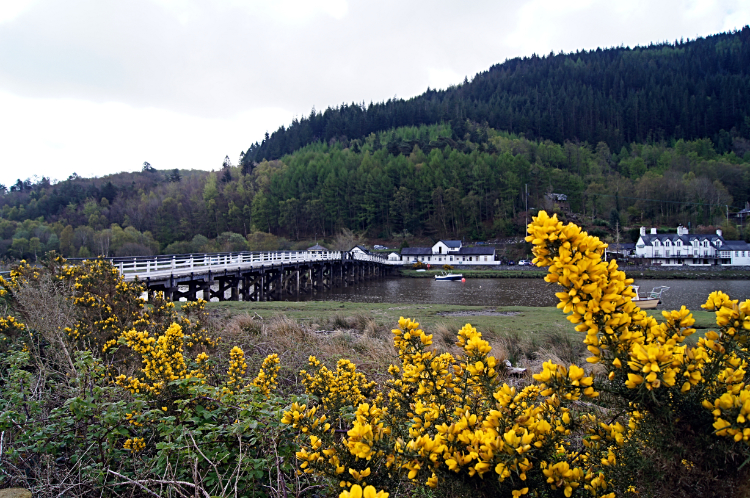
[307,244,328,251]
[439,240,462,249]
[350,245,370,253]
[639,233,724,247]
[721,240,750,250]
[401,247,432,256]
[609,243,635,252]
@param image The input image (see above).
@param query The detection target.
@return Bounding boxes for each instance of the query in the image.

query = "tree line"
[241,27,750,167]
[1,121,749,261]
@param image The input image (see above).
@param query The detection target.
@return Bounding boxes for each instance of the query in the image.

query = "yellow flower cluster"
[339,484,388,498]
[301,356,377,414]
[123,437,146,453]
[527,211,750,453]
[251,353,280,395]
[533,361,598,400]
[0,315,26,335]
[226,346,248,391]
[115,322,206,395]
[284,315,617,496]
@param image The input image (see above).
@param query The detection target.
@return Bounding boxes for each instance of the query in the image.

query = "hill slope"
[242,27,750,166]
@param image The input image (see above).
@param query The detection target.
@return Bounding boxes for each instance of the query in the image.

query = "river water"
[288,277,750,310]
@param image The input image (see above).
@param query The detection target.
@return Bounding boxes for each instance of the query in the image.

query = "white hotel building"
[634,226,750,266]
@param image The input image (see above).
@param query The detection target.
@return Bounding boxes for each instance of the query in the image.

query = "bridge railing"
[62,249,395,277]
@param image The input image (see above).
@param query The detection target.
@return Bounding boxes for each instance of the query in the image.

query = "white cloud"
[0,90,293,184]
[426,67,464,91]
[0,0,747,185]
[0,0,37,23]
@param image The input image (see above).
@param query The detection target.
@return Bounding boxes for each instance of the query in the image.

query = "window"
[439,247,442,254]
[665,240,671,246]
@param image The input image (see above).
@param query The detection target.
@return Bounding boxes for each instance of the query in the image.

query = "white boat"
[435,272,463,281]
[631,285,669,310]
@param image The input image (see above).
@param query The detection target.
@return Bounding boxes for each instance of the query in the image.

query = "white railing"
[65,250,396,281]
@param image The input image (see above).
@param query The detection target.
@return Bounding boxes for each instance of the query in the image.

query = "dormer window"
[665,240,671,246]
[704,241,708,247]
[654,240,660,246]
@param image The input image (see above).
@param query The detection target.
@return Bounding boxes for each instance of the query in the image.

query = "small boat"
[631,285,669,310]
[435,271,463,281]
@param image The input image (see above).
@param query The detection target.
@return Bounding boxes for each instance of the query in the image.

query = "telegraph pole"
[524,184,533,258]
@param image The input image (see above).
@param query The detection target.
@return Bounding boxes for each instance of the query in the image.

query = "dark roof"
[639,233,724,246]
[307,244,328,251]
[609,243,635,252]
[401,247,432,256]
[350,245,369,253]
[457,247,496,255]
[722,240,750,250]
[439,240,462,248]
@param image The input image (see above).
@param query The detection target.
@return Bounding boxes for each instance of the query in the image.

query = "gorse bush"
[0,255,304,497]
[2,212,750,497]
[281,211,750,498]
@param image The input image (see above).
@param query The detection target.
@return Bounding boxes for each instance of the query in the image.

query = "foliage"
[411,261,426,270]
[280,212,750,498]
[243,29,750,164]
[2,118,750,257]
[0,257,306,497]
[441,264,454,270]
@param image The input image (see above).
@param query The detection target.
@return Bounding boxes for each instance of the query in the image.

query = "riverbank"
[203,300,714,387]
[399,269,547,278]
[206,301,715,345]
[399,267,750,280]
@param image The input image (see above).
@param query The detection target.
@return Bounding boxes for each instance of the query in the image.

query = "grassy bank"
[207,300,717,335]
[399,267,750,279]
[205,301,715,383]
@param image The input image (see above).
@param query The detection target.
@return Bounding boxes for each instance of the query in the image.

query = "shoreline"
[399,267,750,280]
[206,300,717,337]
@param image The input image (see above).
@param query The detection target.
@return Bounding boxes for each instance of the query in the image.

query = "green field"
[207,300,717,340]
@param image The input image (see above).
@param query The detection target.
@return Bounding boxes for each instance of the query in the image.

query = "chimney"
[650,228,657,235]
[717,228,723,237]
[640,226,646,236]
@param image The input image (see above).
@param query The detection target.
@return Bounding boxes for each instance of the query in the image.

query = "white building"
[349,245,370,255]
[634,226,750,266]
[400,240,496,265]
[387,251,401,262]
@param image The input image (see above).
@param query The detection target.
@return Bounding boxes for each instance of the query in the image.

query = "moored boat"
[435,272,463,281]
[631,285,669,309]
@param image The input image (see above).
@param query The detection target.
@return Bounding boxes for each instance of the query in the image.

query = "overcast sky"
[1,0,749,186]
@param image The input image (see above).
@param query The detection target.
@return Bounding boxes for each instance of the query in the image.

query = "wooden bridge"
[94,250,398,302]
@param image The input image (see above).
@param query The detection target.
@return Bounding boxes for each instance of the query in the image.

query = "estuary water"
[289,277,750,310]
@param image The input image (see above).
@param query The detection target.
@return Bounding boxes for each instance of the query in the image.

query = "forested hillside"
[4,28,750,261]
[241,28,750,166]
[1,121,749,261]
